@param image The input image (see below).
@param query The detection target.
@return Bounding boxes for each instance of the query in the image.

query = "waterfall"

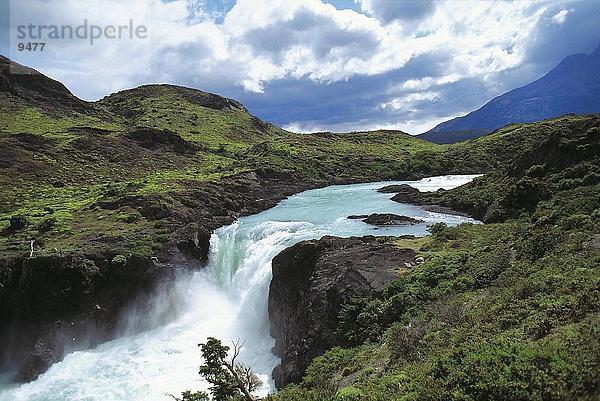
[0,175,480,401]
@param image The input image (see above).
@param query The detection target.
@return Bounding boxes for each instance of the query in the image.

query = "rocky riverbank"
[268,235,421,388]
[378,183,473,217]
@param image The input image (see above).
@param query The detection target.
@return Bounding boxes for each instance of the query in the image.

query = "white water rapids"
[0,175,480,401]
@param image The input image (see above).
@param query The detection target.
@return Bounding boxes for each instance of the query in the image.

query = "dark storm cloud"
[232,52,472,132]
[360,0,436,24]
[242,7,381,64]
[526,1,600,67]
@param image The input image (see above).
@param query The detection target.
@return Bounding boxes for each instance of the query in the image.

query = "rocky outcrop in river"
[380,184,472,217]
[362,213,423,226]
[268,235,416,388]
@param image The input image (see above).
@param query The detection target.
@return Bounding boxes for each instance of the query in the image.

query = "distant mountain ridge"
[419,45,600,143]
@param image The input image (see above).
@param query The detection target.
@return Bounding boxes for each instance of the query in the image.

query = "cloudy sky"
[2,0,600,133]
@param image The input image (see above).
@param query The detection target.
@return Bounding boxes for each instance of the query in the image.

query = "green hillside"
[270,115,600,401]
[0,57,447,259]
[1,57,599,400]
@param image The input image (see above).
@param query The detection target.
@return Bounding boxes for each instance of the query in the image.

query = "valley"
[0,55,599,401]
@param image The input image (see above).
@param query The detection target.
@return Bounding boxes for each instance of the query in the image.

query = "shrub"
[386,321,426,362]
[559,178,583,190]
[111,254,127,266]
[582,172,600,186]
[516,227,561,261]
[561,214,593,230]
[427,222,447,236]
[419,340,571,401]
[526,164,546,178]
[303,347,355,393]
[338,298,384,346]
[335,386,363,401]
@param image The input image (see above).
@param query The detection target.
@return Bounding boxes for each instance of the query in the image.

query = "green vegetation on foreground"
[269,115,600,401]
[272,215,599,401]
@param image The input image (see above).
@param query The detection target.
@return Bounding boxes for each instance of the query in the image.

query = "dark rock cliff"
[0,253,168,381]
[268,236,416,388]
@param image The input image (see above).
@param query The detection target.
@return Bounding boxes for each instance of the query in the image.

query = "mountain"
[419,45,600,143]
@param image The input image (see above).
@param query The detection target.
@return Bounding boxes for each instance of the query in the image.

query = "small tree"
[177,337,262,401]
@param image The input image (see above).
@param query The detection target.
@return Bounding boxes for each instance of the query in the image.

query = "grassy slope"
[437,114,600,221]
[270,116,600,401]
[0,83,448,258]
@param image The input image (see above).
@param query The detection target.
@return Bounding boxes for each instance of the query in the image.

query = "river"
[0,175,480,401]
